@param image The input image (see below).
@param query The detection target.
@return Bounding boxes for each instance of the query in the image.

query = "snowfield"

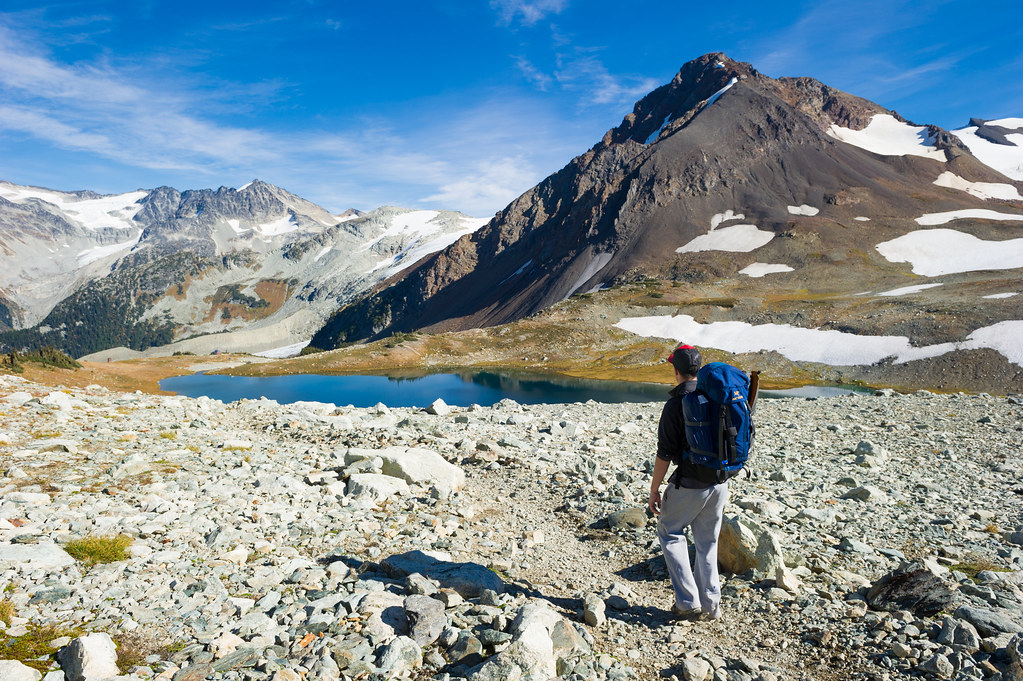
[614,314,1023,367]
[915,209,1023,226]
[876,228,1023,276]
[878,283,943,297]
[787,204,820,216]
[952,123,1023,181]
[676,224,774,253]
[827,114,946,161]
[739,263,794,277]
[0,183,147,231]
[933,172,1022,201]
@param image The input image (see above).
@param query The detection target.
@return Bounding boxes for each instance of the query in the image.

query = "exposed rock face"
[312,53,1023,377]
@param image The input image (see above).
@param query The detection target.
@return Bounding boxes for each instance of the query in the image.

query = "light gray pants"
[657,481,729,611]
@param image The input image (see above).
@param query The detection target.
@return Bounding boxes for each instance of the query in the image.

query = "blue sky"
[0,0,1020,216]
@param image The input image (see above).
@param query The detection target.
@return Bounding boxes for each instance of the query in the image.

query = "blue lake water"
[160,370,865,408]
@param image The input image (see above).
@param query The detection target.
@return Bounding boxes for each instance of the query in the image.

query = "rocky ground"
[1,373,1022,681]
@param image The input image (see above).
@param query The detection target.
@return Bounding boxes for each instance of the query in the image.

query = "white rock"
[346,473,410,502]
[59,632,119,681]
[0,543,76,570]
[425,398,451,416]
[211,632,245,658]
[3,491,51,505]
[0,660,42,681]
[220,546,249,565]
[346,446,464,496]
[4,391,33,405]
[222,439,253,450]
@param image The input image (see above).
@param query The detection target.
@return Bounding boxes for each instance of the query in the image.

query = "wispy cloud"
[490,0,568,26]
[0,21,582,215]
[515,56,553,90]
[554,50,660,106]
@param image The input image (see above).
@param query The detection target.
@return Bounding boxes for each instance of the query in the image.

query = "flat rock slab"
[867,562,962,615]
[381,550,503,598]
[0,543,75,571]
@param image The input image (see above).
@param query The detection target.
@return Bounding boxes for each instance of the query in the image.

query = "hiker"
[648,343,727,620]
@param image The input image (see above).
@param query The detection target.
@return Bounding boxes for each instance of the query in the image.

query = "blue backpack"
[681,362,758,482]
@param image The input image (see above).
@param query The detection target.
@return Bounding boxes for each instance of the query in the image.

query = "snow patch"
[0,184,147,230]
[827,114,946,161]
[645,114,672,145]
[314,246,332,262]
[988,118,1023,128]
[951,125,1023,181]
[705,77,738,107]
[854,216,871,222]
[876,228,1023,276]
[932,172,1022,201]
[76,233,142,267]
[878,283,944,297]
[226,219,247,233]
[253,341,309,359]
[361,210,442,252]
[739,263,794,278]
[614,314,1023,367]
[787,204,820,216]
[566,252,613,298]
[255,215,298,237]
[915,209,1023,226]
[983,292,1018,299]
[500,259,534,286]
[710,210,745,230]
[237,181,255,192]
[677,224,774,253]
[376,216,488,278]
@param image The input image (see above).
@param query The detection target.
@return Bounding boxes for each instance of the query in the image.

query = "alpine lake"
[159,370,867,408]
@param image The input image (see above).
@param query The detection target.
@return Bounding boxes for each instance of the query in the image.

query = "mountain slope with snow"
[0,180,487,357]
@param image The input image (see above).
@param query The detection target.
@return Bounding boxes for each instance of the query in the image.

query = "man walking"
[648,343,728,620]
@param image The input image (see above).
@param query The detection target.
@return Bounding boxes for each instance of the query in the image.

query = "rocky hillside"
[312,53,1022,391]
[2,373,1022,680]
[0,180,486,358]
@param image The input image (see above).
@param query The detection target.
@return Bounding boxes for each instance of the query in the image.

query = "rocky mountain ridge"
[0,180,486,358]
[310,53,1022,392]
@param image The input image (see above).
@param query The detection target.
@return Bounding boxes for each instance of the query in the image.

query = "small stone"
[425,399,451,416]
[918,653,954,677]
[681,657,711,681]
[583,594,607,627]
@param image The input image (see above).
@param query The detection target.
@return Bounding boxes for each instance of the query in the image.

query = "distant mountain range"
[310,53,1022,386]
[0,180,485,357]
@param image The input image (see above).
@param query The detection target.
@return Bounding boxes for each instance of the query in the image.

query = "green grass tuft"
[64,534,133,567]
[0,622,84,672]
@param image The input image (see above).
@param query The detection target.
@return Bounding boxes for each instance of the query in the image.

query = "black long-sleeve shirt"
[656,379,719,488]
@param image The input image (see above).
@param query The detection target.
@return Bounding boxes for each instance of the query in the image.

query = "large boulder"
[867,561,962,615]
[345,473,410,503]
[345,447,464,496]
[471,602,562,680]
[58,632,119,681]
[717,514,784,575]
[0,543,75,571]
[381,550,503,598]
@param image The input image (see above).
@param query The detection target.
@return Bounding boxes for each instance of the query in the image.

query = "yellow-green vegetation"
[0,347,81,375]
[158,431,177,440]
[64,534,133,568]
[0,622,84,673]
[0,598,14,626]
[951,555,1010,581]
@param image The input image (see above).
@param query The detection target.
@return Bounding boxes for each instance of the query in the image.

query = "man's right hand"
[649,487,662,515]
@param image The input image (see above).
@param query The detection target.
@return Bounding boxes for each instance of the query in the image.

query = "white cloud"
[422,156,538,216]
[490,0,568,26]
[0,22,586,216]
[554,51,660,106]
